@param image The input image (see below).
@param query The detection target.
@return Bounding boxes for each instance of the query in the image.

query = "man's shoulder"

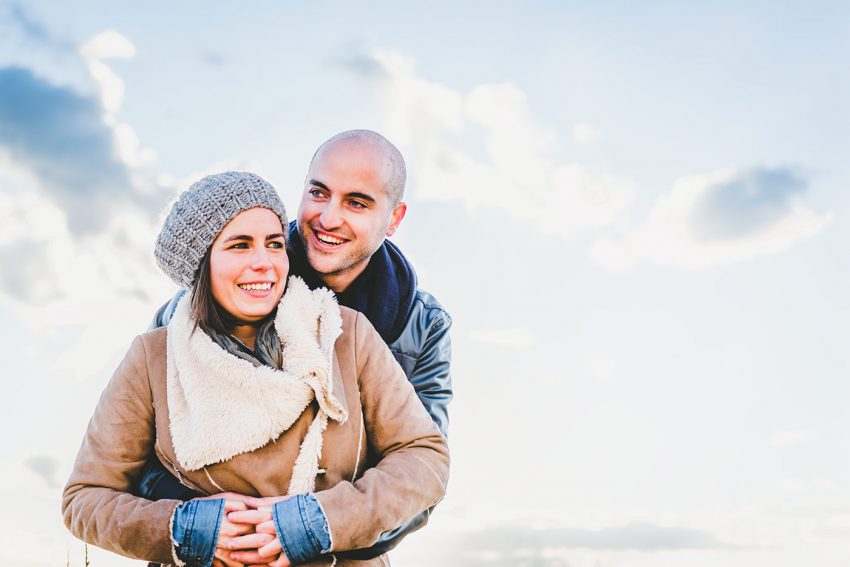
[390,287,451,355]
[410,288,451,324]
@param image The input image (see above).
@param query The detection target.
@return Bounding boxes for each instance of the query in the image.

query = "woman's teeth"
[238,282,272,291]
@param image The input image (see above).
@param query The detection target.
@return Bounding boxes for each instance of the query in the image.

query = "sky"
[1,1,848,566]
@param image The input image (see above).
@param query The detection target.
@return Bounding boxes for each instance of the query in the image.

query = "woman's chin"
[231,299,280,322]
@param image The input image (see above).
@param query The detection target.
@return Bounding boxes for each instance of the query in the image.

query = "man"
[140,130,452,561]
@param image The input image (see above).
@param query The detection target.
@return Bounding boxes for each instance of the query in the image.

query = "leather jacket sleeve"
[342,293,453,559]
[388,291,453,438]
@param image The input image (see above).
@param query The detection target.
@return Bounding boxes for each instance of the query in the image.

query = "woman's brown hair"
[189,248,235,337]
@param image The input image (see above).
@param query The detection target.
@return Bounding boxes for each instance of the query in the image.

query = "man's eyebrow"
[308,180,376,204]
[347,192,376,204]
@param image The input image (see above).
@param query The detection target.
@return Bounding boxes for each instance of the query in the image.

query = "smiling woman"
[61,171,449,567]
[201,207,290,348]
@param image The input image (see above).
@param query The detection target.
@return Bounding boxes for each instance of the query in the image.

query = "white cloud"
[769,431,813,447]
[588,357,618,380]
[79,31,135,117]
[78,31,159,176]
[114,122,157,167]
[589,167,831,270]
[79,30,136,61]
[573,123,603,144]
[469,327,535,348]
[351,50,636,238]
[85,59,125,115]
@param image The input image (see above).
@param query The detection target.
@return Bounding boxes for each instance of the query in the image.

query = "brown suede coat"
[62,307,449,566]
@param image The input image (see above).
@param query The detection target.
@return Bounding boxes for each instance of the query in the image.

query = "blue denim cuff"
[272,494,331,563]
[171,498,224,567]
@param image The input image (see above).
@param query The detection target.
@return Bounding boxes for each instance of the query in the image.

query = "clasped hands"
[202,492,292,567]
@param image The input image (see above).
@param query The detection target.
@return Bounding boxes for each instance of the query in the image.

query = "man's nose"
[318,200,343,229]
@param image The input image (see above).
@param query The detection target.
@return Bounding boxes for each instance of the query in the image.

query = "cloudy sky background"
[1,1,848,565]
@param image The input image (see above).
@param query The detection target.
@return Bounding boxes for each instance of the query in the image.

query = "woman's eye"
[229,242,249,249]
[268,241,284,249]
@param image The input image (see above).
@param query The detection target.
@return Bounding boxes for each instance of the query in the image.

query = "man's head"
[297,130,407,292]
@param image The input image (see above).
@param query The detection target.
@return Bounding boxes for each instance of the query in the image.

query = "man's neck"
[321,257,372,294]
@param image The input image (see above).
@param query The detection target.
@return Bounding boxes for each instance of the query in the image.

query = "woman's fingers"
[230,537,289,565]
[224,531,276,550]
[230,550,271,564]
[213,547,243,567]
[224,498,250,513]
[258,536,283,558]
[245,494,291,508]
[219,516,255,537]
[255,519,276,535]
[197,491,253,503]
[228,508,272,525]
[268,550,292,567]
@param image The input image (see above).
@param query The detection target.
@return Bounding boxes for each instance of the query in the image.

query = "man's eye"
[309,188,325,198]
[350,200,367,209]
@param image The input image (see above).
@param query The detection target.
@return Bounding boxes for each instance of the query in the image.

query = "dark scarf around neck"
[287,221,417,344]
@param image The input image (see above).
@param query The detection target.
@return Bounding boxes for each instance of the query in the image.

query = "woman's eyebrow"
[222,234,253,242]
[266,233,286,240]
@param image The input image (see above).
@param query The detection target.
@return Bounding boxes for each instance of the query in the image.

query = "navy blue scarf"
[287,222,417,344]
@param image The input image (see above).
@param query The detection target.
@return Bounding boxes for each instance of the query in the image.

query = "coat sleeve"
[406,304,452,437]
[315,312,450,552]
[62,335,180,565]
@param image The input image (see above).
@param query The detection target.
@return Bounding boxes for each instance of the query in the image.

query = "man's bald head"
[309,130,407,205]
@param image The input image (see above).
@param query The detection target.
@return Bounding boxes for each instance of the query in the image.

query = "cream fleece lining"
[166,276,348,494]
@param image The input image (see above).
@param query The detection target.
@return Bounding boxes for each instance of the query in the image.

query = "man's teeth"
[317,233,343,245]
[239,283,272,291]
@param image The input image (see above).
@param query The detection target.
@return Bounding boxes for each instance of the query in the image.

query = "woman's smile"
[210,207,289,325]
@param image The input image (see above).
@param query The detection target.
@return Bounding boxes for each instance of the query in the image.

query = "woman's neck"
[230,324,258,350]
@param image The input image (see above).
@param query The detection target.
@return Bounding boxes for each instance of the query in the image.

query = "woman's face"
[209,207,289,323]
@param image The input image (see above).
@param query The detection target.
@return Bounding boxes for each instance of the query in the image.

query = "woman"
[62,172,449,567]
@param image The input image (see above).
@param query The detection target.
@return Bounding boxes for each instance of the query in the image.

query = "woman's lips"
[237,282,274,297]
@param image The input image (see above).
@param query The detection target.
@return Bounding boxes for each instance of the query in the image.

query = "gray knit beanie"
[155,171,288,288]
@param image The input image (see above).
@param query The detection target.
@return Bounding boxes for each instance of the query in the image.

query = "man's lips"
[311,228,348,248]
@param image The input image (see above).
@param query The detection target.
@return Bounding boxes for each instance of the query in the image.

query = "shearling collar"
[166,276,348,493]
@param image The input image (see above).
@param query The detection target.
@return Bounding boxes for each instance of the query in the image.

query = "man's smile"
[310,227,349,248]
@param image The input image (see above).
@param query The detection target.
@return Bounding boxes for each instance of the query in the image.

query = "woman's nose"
[250,247,274,271]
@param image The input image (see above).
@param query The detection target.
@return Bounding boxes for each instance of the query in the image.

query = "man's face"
[297,140,406,292]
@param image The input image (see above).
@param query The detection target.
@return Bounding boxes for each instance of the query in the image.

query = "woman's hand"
[191,493,256,566]
[225,496,292,567]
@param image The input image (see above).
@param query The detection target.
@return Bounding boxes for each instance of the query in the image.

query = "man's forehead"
[307,142,391,197]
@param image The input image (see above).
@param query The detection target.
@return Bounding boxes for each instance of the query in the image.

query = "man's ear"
[386,202,407,237]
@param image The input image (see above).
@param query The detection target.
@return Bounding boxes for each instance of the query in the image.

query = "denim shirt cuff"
[171,498,225,567]
[272,494,331,563]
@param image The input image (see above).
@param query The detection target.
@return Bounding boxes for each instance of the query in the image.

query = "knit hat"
[155,171,288,288]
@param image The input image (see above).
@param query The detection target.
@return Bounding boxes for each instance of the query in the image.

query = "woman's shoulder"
[123,327,168,372]
[338,305,359,328]
[139,326,168,349]
[337,305,381,342]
